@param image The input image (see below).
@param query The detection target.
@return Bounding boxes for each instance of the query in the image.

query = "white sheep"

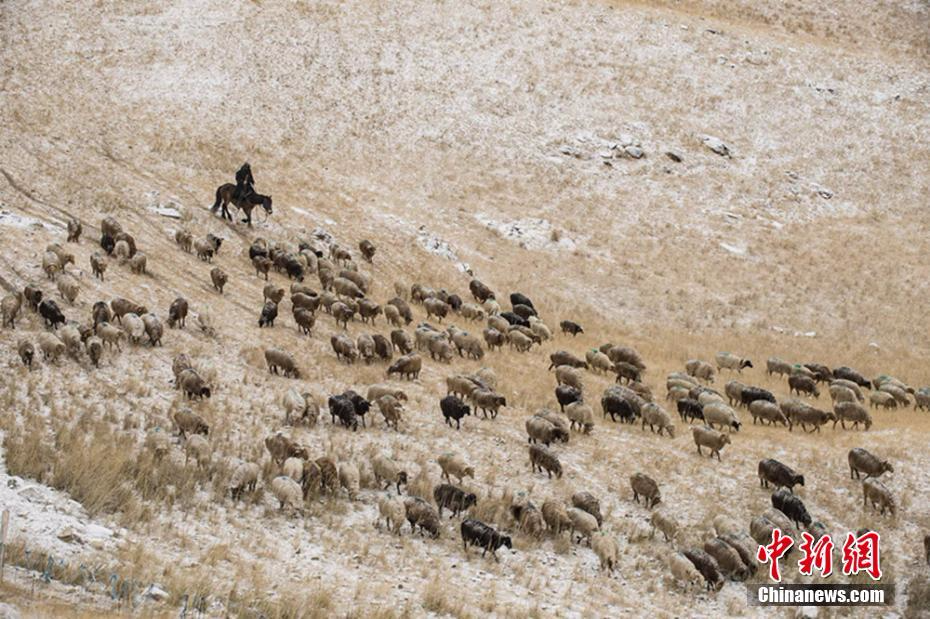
[121,312,146,344]
[641,403,675,437]
[565,401,595,434]
[650,509,680,542]
[56,274,79,305]
[437,453,475,484]
[229,462,260,500]
[371,455,407,493]
[270,476,303,512]
[378,495,406,535]
[184,435,211,468]
[282,457,304,482]
[702,402,741,432]
[567,507,599,545]
[669,552,703,591]
[592,533,619,572]
[281,388,318,425]
[37,332,65,362]
[338,462,360,499]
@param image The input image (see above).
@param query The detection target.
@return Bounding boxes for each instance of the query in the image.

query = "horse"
[211,183,273,227]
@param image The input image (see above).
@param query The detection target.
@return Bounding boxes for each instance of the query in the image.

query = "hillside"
[1,0,929,616]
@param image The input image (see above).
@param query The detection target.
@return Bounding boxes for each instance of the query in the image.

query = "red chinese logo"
[756,528,795,582]
[797,532,834,577]
[841,531,882,580]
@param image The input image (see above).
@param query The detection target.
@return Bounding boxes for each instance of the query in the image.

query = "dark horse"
[212,183,273,226]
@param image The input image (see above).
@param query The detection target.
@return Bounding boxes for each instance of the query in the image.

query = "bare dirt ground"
[0,0,929,616]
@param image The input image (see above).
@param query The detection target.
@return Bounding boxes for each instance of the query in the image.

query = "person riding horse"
[234,162,255,201]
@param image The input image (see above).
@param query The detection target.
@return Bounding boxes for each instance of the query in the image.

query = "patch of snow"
[415,226,471,273]
[474,214,576,251]
[0,210,54,231]
[719,242,746,255]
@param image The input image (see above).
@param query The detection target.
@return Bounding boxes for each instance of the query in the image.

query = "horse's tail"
[211,187,223,212]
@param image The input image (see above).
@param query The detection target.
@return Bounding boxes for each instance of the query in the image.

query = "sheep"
[404,497,441,538]
[566,507,599,545]
[434,484,477,518]
[111,298,147,323]
[692,425,731,460]
[702,402,741,432]
[264,433,308,466]
[270,476,303,512]
[790,405,836,433]
[172,409,209,438]
[388,354,421,380]
[193,238,215,262]
[142,313,162,346]
[724,380,746,406]
[565,401,594,433]
[90,253,106,279]
[58,325,82,358]
[177,368,211,399]
[129,252,147,275]
[879,383,911,408]
[740,386,776,408]
[833,401,873,430]
[85,337,101,367]
[461,519,511,561]
[328,394,360,431]
[1,292,22,329]
[685,359,715,383]
[333,301,357,329]
[422,298,448,323]
[571,492,603,526]
[428,337,454,363]
[715,352,753,373]
[333,277,364,299]
[354,333,375,365]
[23,284,42,311]
[559,320,583,336]
[630,472,661,508]
[438,453,474,484]
[862,478,895,516]
[529,444,562,479]
[650,508,679,542]
[669,552,703,591]
[750,515,782,549]
[66,217,82,243]
[441,395,471,430]
[917,390,930,411]
[121,313,146,345]
[749,400,789,427]
[42,251,63,279]
[677,398,704,424]
[175,229,193,253]
[758,459,804,492]
[338,269,370,294]
[113,239,131,263]
[228,462,260,500]
[17,340,34,367]
[378,496,406,535]
[452,332,484,360]
[848,448,893,479]
[470,389,506,419]
[789,374,820,398]
[38,299,66,329]
[641,403,675,437]
[772,488,812,528]
[184,434,211,469]
[380,304,403,328]
[582,350,612,375]
[265,348,300,378]
[592,534,619,572]
[96,322,123,351]
[526,416,568,446]
[704,537,749,581]
[833,366,871,389]
[167,297,188,328]
[869,391,897,410]
[549,350,587,370]
[683,549,724,591]
[720,533,758,577]
[37,332,64,363]
[555,365,584,391]
[372,455,408,493]
[375,395,404,430]
[765,357,792,377]
[831,379,865,402]
[281,389,319,425]
[338,462,360,499]
[600,387,641,423]
[55,274,79,305]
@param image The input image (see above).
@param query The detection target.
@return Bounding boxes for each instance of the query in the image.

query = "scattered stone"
[701,135,731,157]
[57,527,83,544]
[623,145,644,159]
[665,151,682,163]
[145,584,169,602]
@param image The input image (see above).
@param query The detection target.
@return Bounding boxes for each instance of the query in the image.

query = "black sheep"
[258,301,278,327]
[249,241,268,260]
[740,387,776,407]
[500,311,528,328]
[100,232,115,255]
[683,549,724,591]
[341,390,371,427]
[511,304,537,320]
[771,488,812,528]
[676,398,704,423]
[560,320,583,336]
[758,459,805,492]
[446,294,462,311]
[440,395,470,430]
[284,258,304,282]
[601,393,636,424]
[461,519,512,561]
[328,395,359,431]
[804,363,834,383]
[38,299,65,329]
[509,292,535,310]
[433,484,477,518]
[833,366,871,389]
[555,385,582,412]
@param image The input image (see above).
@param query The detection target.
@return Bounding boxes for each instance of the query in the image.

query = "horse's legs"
[242,205,252,225]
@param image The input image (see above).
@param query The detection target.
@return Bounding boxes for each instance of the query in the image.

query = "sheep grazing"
[847,448,893,479]
[683,549,724,591]
[692,425,731,460]
[338,462,360,499]
[264,433,309,465]
[177,368,211,399]
[434,484,477,518]
[55,274,79,305]
[404,496,441,538]
[715,352,753,373]
[96,322,123,351]
[184,435,211,469]
[39,299,66,329]
[526,415,568,446]
[758,459,804,492]
[833,401,873,431]
[265,348,300,378]
[566,507,599,545]
[916,389,930,411]
[161,298,188,331]
[740,386,776,408]
[175,229,193,253]
[771,488,812,528]
[677,398,704,424]
[468,279,495,303]
[560,320,584,336]
[172,408,209,438]
[437,453,474,484]
[789,404,835,433]
[257,300,278,328]
[193,238,215,262]
[331,333,359,364]
[641,403,675,437]
[228,462,260,500]
[704,537,749,581]
[371,455,408,493]
[470,389,506,419]
[592,534,619,572]
[650,508,679,542]
[833,366,871,389]
[831,379,865,402]
[82,336,102,365]
[121,313,146,345]
[879,383,910,408]
[724,380,746,407]
[750,515,795,554]
[111,297,148,323]
[141,313,163,346]
[565,401,594,433]
[600,386,641,424]
[461,519,511,561]
[541,499,571,535]
[1,292,22,329]
[378,496,406,535]
[23,284,43,311]
[702,402,741,432]
[548,350,587,370]
[37,332,65,363]
[17,340,34,367]
[66,217,82,243]
[685,359,716,383]
[554,365,584,391]
[803,363,834,383]
[765,357,792,377]
[749,400,789,427]
[328,393,360,431]
[862,478,896,516]
[129,252,147,275]
[669,552,703,591]
[571,492,603,527]
[281,388,319,425]
[270,476,303,512]
[529,444,562,479]
[440,395,471,430]
[375,395,404,430]
[316,457,339,495]
[388,354,421,380]
[630,472,661,508]
[789,374,820,398]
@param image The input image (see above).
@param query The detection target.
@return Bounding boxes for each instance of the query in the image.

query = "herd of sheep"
[3,211,929,597]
